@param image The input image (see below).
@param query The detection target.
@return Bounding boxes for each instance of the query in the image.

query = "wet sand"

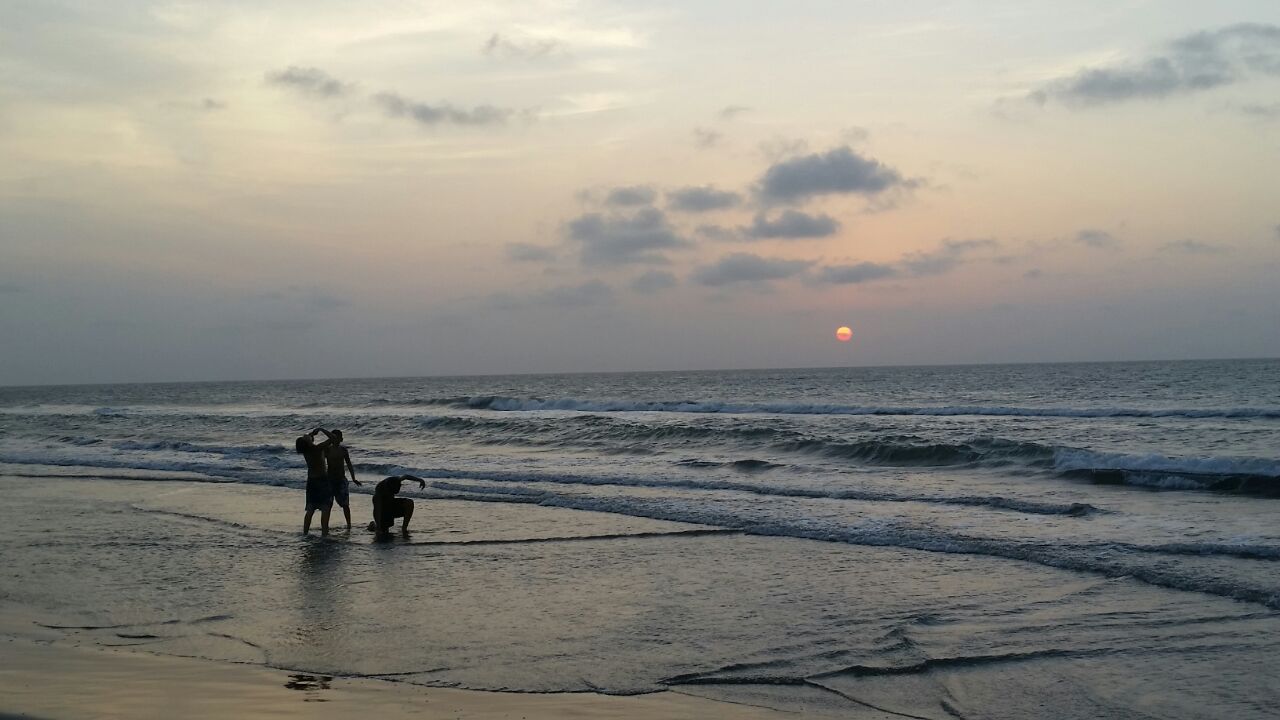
[0,638,801,719]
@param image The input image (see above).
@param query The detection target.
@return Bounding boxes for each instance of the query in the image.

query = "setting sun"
[836,326,853,342]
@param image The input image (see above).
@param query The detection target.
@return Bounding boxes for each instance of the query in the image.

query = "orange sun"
[835,326,853,342]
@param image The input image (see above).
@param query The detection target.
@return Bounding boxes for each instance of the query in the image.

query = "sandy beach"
[0,638,799,719]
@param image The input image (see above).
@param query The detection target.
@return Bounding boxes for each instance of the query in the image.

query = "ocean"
[2,359,1279,717]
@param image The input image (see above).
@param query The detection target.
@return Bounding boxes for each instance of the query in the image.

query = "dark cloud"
[483,33,564,59]
[265,66,353,98]
[506,242,556,262]
[374,92,513,126]
[693,127,722,149]
[1162,238,1228,254]
[758,146,909,203]
[719,105,751,120]
[1075,229,1119,248]
[816,262,897,284]
[1029,24,1280,107]
[744,210,839,239]
[567,208,689,265]
[630,270,678,294]
[900,238,999,276]
[604,185,657,207]
[488,281,614,310]
[667,186,742,213]
[693,253,812,286]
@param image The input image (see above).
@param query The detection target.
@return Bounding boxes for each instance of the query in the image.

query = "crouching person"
[368,475,427,538]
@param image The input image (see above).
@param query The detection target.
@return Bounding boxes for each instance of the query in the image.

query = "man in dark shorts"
[296,428,333,534]
[318,429,362,529]
[367,475,427,538]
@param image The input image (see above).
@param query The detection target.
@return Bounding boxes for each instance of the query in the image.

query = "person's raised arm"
[313,428,333,448]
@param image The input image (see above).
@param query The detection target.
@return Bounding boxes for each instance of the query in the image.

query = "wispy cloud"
[483,33,565,60]
[816,238,998,285]
[1162,238,1228,254]
[1075,229,1120,249]
[719,105,752,120]
[1029,24,1280,107]
[374,92,514,126]
[693,127,722,149]
[265,66,353,97]
[815,262,897,284]
[488,281,614,310]
[900,238,999,276]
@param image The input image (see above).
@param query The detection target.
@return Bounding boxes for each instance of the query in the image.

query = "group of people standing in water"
[295,427,424,538]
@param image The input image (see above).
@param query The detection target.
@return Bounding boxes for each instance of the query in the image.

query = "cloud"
[506,242,556,262]
[744,210,839,239]
[1075,229,1119,248]
[1024,268,1045,279]
[1029,24,1280,107]
[604,185,657,207]
[483,33,565,60]
[693,253,812,286]
[630,270,677,294]
[1162,238,1228,254]
[719,105,751,120]
[374,92,514,126]
[667,186,742,213]
[695,224,739,242]
[1240,102,1280,119]
[265,66,353,98]
[488,281,614,310]
[693,127,722,148]
[815,262,898,284]
[900,238,999,276]
[757,146,910,203]
[259,287,351,311]
[567,207,689,265]
[202,98,226,111]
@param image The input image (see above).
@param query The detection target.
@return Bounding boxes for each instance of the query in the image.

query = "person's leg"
[398,498,415,532]
[320,506,331,534]
[303,508,315,533]
[341,502,352,529]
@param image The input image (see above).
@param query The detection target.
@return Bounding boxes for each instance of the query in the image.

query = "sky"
[2,0,1279,385]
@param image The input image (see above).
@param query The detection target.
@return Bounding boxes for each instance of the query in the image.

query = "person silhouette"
[296,428,333,534]
[367,475,427,538]
[318,429,362,529]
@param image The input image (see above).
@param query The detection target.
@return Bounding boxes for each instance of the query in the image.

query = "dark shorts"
[305,474,333,512]
[329,476,350,508]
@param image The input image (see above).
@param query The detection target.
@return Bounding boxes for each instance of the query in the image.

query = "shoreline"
[0,637,800,719]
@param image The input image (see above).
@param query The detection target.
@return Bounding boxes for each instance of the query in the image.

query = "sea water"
[1,359,1278,717]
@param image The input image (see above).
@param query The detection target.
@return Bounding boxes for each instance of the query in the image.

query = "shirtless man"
[296,428,334,533]
[318,429,362,529]
[367,475,427,538]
